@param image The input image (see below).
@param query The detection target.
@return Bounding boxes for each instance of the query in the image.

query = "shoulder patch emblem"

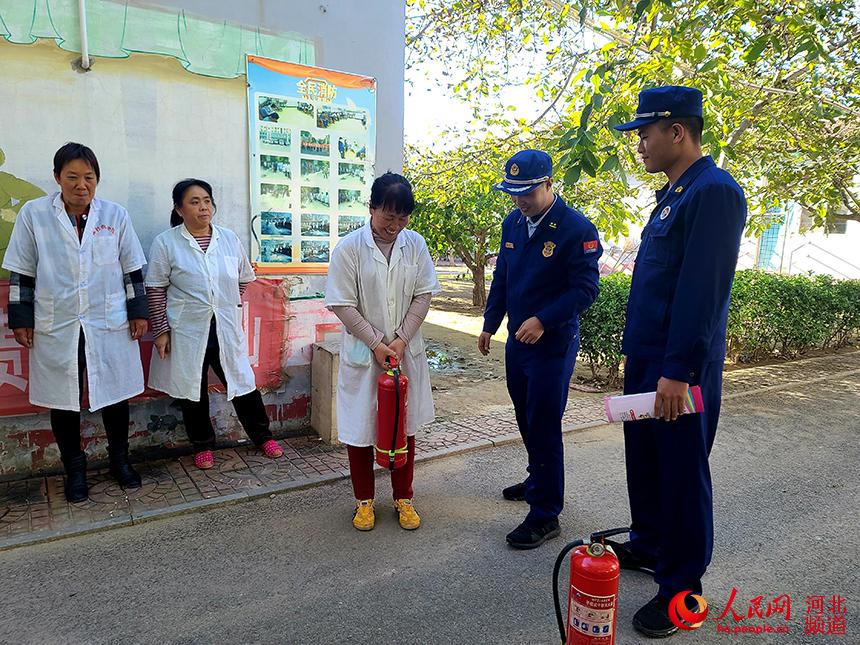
[542,241,556,258]
[583,240,599,254]
[659,206,671,220]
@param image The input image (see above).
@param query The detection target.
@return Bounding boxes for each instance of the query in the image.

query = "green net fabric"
[0,0,314,77]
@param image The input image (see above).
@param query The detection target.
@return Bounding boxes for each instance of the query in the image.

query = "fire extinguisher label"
[568,586,616,643]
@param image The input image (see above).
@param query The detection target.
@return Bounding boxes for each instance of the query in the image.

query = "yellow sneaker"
[352,499,375,531]
[394,498,421,530]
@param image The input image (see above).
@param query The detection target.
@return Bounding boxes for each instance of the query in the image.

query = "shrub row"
[578,270,860,384]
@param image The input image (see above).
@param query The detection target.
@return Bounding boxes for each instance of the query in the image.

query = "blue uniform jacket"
[623,156,747,383]
[483,196,602,353]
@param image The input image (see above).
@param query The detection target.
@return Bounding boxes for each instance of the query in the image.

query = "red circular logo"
[669,591,709,631]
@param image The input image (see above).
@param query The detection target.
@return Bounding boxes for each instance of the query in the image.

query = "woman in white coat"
[326,172,440,531]
[145,179,283,469]
[3,143,149,502]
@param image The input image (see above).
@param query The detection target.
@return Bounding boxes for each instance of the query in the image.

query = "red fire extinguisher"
[376,356,408,470]
[553,528,630,644]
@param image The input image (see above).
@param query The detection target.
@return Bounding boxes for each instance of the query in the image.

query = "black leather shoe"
[633,595,678,638]
[109,460,142,489]
[506,519,560,549]
[605,539,656,574]
[502,481,526,501]
[62,454,88,503]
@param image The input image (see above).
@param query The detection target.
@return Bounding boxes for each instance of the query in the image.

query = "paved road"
[0,369,857,644]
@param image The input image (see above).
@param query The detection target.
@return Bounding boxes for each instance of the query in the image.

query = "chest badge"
[505,241,514,249]
[549,221,557,229]
[542,241,556,258]
[659,206,671,220]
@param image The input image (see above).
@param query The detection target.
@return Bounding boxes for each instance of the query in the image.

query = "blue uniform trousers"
[623,356,723,598]
[505,338,578,525]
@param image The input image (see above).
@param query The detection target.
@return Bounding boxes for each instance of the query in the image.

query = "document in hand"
[604,386,704,422]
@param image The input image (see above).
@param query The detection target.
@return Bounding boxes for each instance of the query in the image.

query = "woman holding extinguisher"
[326,172,440,531]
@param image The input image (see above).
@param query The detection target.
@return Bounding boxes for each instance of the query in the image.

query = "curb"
[8,355,854,551]
[0,418,612,552]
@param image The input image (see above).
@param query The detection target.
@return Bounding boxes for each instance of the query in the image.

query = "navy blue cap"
[493,149,552,195]
[614,86,703,132]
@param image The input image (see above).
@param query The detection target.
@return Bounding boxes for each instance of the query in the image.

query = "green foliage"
[579,270,860,382]
[406,143,512,306]
[407,0,860,231]
[726,271,860,361]
[579,272,631,385]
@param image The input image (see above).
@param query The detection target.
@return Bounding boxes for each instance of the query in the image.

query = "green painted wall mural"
[0,147,46,279]
[0,0,314,78]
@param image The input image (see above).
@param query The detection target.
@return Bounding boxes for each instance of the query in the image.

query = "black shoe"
[502,481,526,501]
[605,539,656,574]
[62,453,89,503]
[506,519,560,549]
[633,595,678,638]
[109,459,142,489]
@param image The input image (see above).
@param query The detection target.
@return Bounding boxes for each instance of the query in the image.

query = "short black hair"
[171,178,216,227]
[53,142,100,180]
[659,116,703,143]
[369,172,415,215]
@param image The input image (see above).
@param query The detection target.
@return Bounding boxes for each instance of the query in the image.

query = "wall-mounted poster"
[248,56,376,272]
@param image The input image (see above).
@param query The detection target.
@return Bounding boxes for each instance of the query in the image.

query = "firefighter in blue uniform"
[608,86,747,638]
[479,150,602,549]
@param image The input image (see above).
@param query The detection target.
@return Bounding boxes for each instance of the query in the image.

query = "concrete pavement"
[0,356,857,644]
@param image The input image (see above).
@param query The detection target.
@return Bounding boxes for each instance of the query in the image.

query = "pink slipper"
[261,439,283,459]
[194,450,215,469]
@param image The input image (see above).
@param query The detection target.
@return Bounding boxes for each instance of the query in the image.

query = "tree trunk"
[471,260,487,308]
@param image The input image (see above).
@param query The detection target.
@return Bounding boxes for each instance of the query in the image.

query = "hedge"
[578,270,860,384]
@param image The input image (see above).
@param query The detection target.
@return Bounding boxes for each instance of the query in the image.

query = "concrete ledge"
[0,516,133,552]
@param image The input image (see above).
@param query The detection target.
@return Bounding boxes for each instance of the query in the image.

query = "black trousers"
[50,331,131,462]
[180,319,272,452]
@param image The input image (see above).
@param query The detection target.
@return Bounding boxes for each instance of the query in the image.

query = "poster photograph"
[301,158,330,183]
[260,155,291,181]
[260,183,291,211]
[300,131,330,157]
[301,240,330,263]
[248,55,377,270]
[301,186,330,210]
[338,189,366,214]
[257,95,315,128]
[261,211,292,236]
[301,213,330,238]
[260,238,293,263]
[258,124,292,154]
[337,136,368,161]
[316,105,368,133]
[338,162,366,189]
[338,215,366,237]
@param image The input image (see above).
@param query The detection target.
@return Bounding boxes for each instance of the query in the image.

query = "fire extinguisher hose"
[389,365,400,471]
[552,538,585,644]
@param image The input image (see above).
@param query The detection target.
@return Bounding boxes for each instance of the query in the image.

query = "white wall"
[142,0,406,177]
[0,0,406,255]
[0,39,250,252]
[783,220,860,279]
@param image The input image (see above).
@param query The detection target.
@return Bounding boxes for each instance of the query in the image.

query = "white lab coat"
[145,224,257,402]
[2,193,146,411]
[325,224,441,446]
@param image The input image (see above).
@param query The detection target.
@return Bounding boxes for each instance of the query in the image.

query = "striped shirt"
[147,235,250,338]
